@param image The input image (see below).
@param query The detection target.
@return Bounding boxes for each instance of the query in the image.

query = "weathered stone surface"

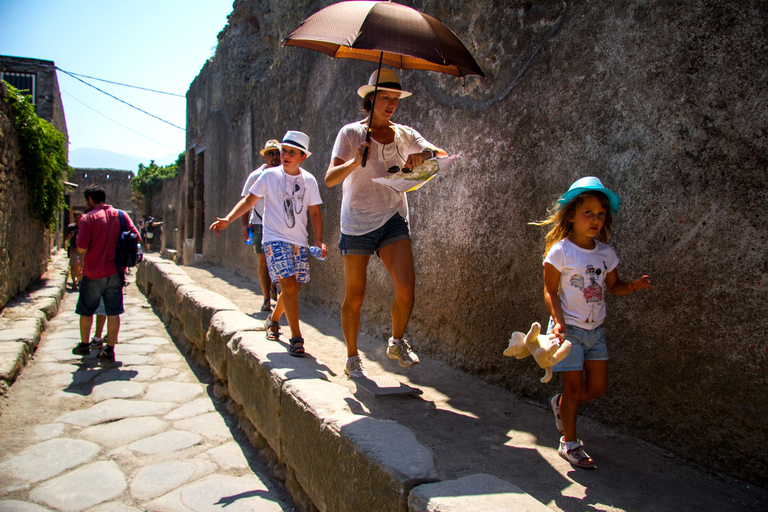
[0,326,39,350]
[129,461,197,501]
[56,399,174,426]
[408,474,550,512]
[0,438,99,484]
[181,288,239,350]
[164,397,216,420]
[173,412,233,442]
[0,500,51,512]
[29,460,126,512]
[206,442,250,470]
[205,310,262,381]
[281,379,438,512]
[0,342,27,384]
[124,429,204,455]
[79,416,168,449]
[179,475,287,512]
[144,381,204,403]
[91,380,146,402]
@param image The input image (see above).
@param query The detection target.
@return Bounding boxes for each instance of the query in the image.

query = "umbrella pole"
[361,52,384,167]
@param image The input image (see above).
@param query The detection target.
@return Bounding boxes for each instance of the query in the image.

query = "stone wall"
[185,0,768,485]
[67,168,139,223]
[0,83,51,309]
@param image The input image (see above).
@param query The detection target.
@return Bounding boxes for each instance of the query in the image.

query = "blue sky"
[0,0,233,165]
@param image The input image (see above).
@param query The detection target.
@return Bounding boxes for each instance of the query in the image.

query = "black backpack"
[116,210,143,268]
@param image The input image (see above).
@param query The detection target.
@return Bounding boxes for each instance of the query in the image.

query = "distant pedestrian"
[65,212,83,290]
[533,177,654,469]
[72,184,140,366]
[241,139,282,312]
[210,131,326,357]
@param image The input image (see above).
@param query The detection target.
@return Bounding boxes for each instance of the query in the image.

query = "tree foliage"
[131,155,181,198]
[4,82,71,228]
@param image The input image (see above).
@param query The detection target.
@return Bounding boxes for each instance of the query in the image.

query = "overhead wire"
[56,67,185,130]
[61,90,179,151]
[55,68,186,98]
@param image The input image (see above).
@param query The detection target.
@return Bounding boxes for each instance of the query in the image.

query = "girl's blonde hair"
[530,191,613,259]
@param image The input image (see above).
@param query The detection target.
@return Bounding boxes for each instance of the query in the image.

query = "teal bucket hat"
[558,177,621,213]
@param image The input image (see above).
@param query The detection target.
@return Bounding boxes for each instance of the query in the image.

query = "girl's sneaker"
[558,437,595,469]
[345,354,365,378]
[550,394,563,434]
[387,338,419,368]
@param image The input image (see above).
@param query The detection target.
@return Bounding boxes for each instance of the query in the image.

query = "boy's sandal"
[559,440,596,469]
[288,337,305,357]
[264,318,281,341]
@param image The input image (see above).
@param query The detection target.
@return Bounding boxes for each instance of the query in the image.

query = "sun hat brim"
[280,142,311,158]
[357,85,412,99]
[558,177,621,213]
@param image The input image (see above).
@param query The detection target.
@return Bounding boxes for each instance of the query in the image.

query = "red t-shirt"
[76,205,140,279]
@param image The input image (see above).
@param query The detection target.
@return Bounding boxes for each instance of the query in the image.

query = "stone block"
[0,322,41,350]
[281,379,439,512]
[408,474,550,512]
[180,287,239,350]
[160,274,197,321]
[226,331,331,456]
[33,296,59,320]
[0,341,28,385]
[27,285,64,304]
[205,310,261,382]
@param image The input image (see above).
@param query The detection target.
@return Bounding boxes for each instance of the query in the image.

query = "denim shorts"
[250,224,264,254]
[338,213,411,256]
[263,241,310,284]
[75,274,124,316]
[550,321,608,372]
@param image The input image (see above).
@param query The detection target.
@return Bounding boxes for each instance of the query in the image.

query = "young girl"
[534,176,653,469]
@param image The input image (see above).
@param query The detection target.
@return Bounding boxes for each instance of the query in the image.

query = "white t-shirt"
[543,238,620,329]
[331,121,435,235]
[248,166,322,247]
[241,164,268,225]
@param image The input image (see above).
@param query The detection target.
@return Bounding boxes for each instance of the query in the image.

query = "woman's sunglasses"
[387,165,412,174]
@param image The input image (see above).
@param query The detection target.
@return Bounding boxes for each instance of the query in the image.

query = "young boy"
[209,131,326,357]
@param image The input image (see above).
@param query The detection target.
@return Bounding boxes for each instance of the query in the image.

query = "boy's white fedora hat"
[281,131,311,157]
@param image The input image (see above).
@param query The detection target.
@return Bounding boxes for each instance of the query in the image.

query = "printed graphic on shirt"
[283,174,305,228]
[568,261,609,322]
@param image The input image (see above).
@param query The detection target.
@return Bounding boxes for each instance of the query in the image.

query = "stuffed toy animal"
[503,322,571,383]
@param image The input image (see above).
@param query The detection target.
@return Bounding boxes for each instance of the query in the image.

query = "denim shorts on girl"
[263,241,310,284]
[338,213,411,256]
[548,319,608,372]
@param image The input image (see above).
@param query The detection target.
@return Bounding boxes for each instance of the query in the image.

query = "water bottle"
[246,226,254,245]
[309,245,326,260]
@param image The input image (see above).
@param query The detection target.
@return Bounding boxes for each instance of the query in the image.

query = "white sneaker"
[387,338,420,368]
[345,354,365,378]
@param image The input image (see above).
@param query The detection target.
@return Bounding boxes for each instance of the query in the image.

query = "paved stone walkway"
[0,273,296,512]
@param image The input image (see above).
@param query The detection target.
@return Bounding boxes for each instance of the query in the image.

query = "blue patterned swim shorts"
[263,241,310,284]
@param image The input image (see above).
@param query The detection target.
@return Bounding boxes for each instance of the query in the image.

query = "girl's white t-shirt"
[249,166,322,247]
[544,238,619,329]
[331,121,434,235]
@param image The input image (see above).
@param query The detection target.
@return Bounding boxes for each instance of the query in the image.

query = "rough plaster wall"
[0,86,50,309]
[187,0,768,485]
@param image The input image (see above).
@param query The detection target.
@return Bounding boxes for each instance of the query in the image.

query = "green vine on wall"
[3,82,71,228]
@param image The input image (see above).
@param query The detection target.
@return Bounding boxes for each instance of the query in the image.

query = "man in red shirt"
[72,184,139,365]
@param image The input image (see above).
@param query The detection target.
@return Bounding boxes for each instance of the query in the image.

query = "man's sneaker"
[550,394,563,434]
[387,338,420,368]
[344,354,365,378]
[98,345,115,366]
[72,342,90,356]
[89,337,103,350]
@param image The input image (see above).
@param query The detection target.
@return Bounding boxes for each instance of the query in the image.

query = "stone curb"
[136,255,550,512]
[0,251,69,395]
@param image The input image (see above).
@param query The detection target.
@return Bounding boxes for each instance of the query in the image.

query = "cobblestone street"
[0,270,296,512]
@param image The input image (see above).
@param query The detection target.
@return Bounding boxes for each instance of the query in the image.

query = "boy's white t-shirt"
[241,164,268,225]
[331,121,435,235]
[248,166,322,247]
[543,238,620,329]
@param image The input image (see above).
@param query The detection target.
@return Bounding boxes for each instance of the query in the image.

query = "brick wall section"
[0,83,51,309]
[67,168,139,224]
